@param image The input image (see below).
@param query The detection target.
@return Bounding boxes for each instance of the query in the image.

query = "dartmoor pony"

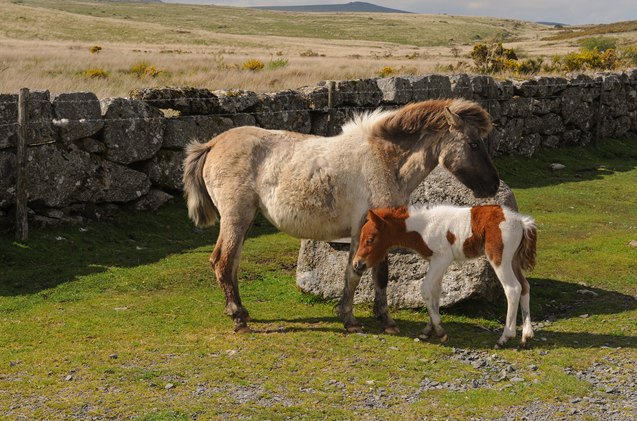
[352,204,537,348]
[183,99,500,333]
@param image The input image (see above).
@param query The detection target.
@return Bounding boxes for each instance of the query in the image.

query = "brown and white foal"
[353,204,537,348]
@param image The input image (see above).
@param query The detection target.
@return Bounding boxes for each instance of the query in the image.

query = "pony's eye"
[469,142,479,150]
[366,236,375,245]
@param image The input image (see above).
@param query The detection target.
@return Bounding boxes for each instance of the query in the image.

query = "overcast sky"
[162,0,637,25]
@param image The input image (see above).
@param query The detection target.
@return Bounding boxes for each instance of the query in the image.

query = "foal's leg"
[514,263,533,348]
[210,213,255,333]
[372,258,399,334]
[337,243,363,332]
[491,262,522,348]
[420,257,452,342]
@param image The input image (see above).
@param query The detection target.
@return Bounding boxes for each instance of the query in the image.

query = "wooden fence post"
[15,88,29,242]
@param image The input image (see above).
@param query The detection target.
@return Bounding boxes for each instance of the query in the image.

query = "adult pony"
[183,99,500,333]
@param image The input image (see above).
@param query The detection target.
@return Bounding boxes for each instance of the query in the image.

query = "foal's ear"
[444,107,464,130]
[367,209,386,227]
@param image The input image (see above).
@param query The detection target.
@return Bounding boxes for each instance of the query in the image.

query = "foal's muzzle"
[352,258,367,275]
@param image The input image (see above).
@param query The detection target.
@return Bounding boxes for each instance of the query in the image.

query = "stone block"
[52,92,103,143]
[163,115,233,149]
[130,87,219,115]
[100,98,164,164]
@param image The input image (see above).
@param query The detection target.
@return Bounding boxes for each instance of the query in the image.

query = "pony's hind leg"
[491,262,522,348]
[372,258,399,334]
[514,264,533,348]
[211,213,255,333]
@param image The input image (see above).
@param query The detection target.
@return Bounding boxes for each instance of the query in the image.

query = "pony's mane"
[341,108,394,137]
[342,99,492,140]
[372,206,410,221]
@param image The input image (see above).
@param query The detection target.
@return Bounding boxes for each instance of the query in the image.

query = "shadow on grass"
[249,277,637,349]
[495,137,637,189]
[0,200,279,297]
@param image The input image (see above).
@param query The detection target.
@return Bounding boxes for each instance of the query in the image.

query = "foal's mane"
[374,99,492,139]
[372,206,410,222]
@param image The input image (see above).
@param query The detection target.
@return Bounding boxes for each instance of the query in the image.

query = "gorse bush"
[557,48,618,71]
[80,68,109,79]
[470,43,519,73]
[377,66,396,78]
[242,59,265,71]
[89,45,102,54]
[129,61,162,78]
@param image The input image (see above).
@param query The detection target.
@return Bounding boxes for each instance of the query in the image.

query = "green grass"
[1,138,637,418]
[1,0,540,47]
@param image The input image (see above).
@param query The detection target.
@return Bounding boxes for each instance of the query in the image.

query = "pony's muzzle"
[352,258,367,275]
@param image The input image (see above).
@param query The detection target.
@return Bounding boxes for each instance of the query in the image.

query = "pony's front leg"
[419,257,451,343]
[337,244,363,332]
[372,258,399,334]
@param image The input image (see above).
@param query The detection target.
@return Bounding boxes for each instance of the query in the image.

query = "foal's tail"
[515,215,537,271]
[183,140,219,228]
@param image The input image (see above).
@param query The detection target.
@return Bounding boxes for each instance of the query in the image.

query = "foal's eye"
[469,142,479,150]
[366,237,375,245]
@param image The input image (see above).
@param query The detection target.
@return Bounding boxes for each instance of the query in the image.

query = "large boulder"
[296,166,518,309]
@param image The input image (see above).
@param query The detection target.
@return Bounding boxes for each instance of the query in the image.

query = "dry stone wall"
[1,71,637,226]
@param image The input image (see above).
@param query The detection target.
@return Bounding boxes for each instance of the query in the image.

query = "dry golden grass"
[1,0,636,98]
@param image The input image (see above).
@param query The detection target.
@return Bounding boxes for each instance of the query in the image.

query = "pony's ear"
[444,107,464,130]
[367,209,386,227]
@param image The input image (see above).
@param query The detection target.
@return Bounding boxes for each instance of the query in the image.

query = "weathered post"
[15,88,29,242]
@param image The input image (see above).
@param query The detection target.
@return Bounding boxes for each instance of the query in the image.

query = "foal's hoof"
[384,326,400,335]
[438,333,448,343]
[518,341,532,350]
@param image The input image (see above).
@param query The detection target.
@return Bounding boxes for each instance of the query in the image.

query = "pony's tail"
[515,215,537,271]
[182,140,219,228]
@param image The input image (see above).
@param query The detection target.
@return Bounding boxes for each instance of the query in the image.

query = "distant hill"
[253,1,411,14]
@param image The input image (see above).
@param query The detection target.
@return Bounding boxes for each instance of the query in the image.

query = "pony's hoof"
[346,325,363,333]
[518,341,531,350]
[384,326,400,335]
[438,334,448,343]
[234,325,253,334]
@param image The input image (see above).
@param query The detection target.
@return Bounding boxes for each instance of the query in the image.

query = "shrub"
[559,48,618,71]
[579,36,617,52]
[89,45,102,54]
[129,61,162,78]
[470,42,518,73]
[376,66,396,78]
[80,68,109,79]
[267,58,288,70]
[242,59,265,71]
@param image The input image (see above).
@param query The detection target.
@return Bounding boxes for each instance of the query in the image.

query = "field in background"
[1,0,637,97]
